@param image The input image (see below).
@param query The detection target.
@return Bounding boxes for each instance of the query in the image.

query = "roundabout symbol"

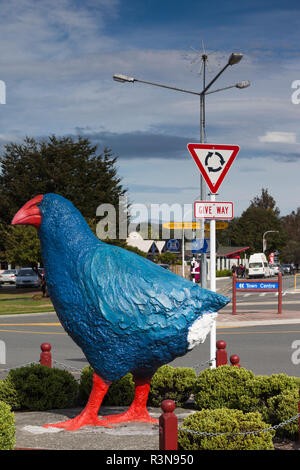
[204,151,225,173]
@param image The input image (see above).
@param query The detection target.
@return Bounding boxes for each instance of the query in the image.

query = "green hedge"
[266,388,299,439]
[148,365,196,408]
[0,376,21,410]
[178,408,275,450]
[0,401,16,450]
[193,366,300,440]
[216,269,232,277]
[194,366,299,412]
[240,373,299,414]
[193,365,255,410]
[6,364,79,411]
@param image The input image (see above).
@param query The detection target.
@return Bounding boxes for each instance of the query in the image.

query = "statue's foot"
[44,412,113,431]
[102,409,158,425]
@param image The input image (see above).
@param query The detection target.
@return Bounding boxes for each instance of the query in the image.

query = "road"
[0,275,299,378]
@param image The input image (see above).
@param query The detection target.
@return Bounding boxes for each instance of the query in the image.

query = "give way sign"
[187,143,240,193]
[194,201,233,219]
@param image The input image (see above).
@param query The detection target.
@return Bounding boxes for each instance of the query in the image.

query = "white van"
[248,253,270,279]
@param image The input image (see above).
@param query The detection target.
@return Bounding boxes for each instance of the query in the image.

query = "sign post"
[209,194,216,367]
[188,142,239,368]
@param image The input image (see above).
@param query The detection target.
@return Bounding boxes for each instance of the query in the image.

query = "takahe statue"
[12,194,229,430]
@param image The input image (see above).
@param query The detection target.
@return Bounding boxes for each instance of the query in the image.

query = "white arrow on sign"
[194,201,233,219]
[187,143,240,193]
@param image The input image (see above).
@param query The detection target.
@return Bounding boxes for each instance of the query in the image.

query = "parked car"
[281,264,294,275]
[279,265,286,276]
[248,253,270,278]
[158,264,170,270]
[268,264,275,277]
[0,269,18,285]
[16,268,42,288]
[269,264,281,276]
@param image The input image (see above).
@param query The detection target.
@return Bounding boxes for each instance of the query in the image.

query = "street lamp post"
[263,230,280,253]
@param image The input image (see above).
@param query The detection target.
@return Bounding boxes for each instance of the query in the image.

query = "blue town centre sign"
[236,281,279,290]
[233,272,282,314]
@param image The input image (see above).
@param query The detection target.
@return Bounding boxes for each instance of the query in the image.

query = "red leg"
[44,373,112,431]
[102,377,158,424]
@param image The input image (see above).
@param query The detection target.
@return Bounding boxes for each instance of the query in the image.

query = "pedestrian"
[240,264,245,278]
[41,276,48,297]
[237,264,243,277]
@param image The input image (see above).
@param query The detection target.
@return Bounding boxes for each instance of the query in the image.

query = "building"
[126,231,166,257]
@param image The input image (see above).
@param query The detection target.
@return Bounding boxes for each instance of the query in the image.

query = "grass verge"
[0,292,54,315]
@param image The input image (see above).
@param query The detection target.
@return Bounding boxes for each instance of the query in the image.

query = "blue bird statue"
[12,193,229,430]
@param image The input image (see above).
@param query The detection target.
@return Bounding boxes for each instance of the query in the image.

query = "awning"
[216,246,250,259]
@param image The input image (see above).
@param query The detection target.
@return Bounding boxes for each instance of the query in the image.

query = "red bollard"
[159,400,178,450]
[40,343,52,367]
[216,340,228,366]
[230,354,241,368]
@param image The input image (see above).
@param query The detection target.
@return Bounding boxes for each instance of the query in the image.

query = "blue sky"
[0,0,300,219]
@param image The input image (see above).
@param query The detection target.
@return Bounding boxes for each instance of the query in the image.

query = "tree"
[154,252,178,265]
[250,188,280,216]
[281,208,300,263]
[0,135,126,224]
[0,135,128,265]
[217,189,287,256]
[3,225,42,266]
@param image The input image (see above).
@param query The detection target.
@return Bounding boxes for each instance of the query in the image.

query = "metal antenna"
[184,41,226,78]
[184,45,206,75]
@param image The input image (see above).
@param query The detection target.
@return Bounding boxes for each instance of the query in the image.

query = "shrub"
[194,367,299,417]
[240,373,299,414]
[148,365,196,408]
[216,269,232,278]
[78,366,93,403]
[0,377,21,410]
[178,408,275,450]
[193,365,255,410]
[7,364,78,411]
[0,401,16,450]
[79,366,135,406]
[266,388,299,439]
[292,376,300,387]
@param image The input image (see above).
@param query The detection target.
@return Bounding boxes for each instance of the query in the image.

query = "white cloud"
[259,131,297,144]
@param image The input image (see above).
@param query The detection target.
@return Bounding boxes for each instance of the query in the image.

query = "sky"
[0,0,300,221]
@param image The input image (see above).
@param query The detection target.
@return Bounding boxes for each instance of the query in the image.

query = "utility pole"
[200,54,207,289]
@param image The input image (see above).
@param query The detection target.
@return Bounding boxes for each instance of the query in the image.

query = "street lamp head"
[236,80,251,89]
[113,73,135,83]
[228,52,243,65]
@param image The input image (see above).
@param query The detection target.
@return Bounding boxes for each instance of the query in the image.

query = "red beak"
[11,195,43,229]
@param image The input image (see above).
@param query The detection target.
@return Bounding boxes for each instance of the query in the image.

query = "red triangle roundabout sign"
[187,143,240,193]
